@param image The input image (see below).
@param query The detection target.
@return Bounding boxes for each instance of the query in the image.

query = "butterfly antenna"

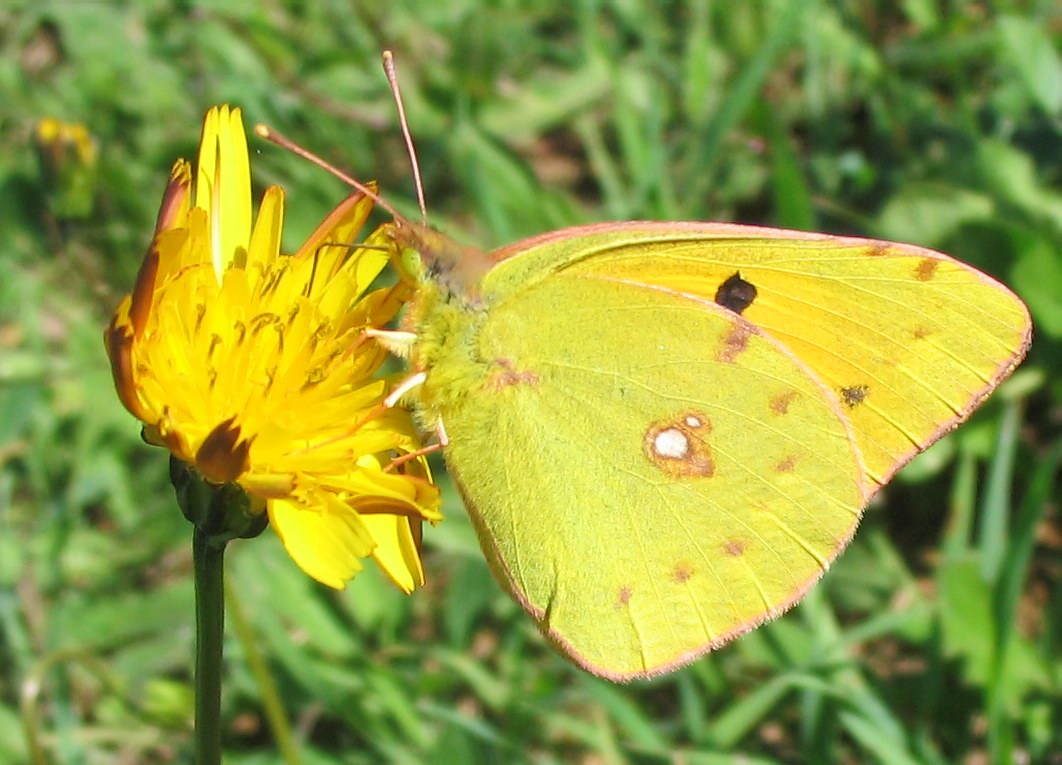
[382,50,428,225]
[253,123,404,222]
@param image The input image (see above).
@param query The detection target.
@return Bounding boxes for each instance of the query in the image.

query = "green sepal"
[169,456,268,546]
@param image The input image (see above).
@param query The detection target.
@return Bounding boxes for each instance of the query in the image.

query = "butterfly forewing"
[489,223,1032,488]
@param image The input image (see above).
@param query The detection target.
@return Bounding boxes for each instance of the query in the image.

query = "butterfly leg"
[384,440,444,472]
[384,371,427,408]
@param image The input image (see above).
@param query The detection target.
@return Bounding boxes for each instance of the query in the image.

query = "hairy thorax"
[401,258,495,435]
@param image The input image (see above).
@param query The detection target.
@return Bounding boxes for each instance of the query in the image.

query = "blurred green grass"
[1,2,1060,763]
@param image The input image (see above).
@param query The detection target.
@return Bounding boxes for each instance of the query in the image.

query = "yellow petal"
[219,107,251,249]
[196,105,251,281]
[268,494,375,589]
[155,160,192,234]
[363,514,424,594]
[246,185,285,271]
[293,189,377,267]
[195,107,219,209]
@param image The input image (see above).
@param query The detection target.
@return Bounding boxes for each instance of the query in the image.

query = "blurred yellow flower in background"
[35,117,98,219]
[105,106,440,592]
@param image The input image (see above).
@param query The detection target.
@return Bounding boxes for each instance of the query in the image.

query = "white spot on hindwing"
[652,427,690,459]
[644,410,714,479]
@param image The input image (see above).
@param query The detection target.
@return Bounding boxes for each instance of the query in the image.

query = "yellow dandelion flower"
[105,105,441,592]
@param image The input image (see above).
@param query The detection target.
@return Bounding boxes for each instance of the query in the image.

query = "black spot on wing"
[840,384,870,408]
[715,272,758,315]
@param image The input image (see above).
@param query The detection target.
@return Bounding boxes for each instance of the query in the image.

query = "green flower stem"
[172,456,267,764]
[193,528,227,765]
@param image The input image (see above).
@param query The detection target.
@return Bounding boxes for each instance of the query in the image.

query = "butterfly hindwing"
[437,267,868,678]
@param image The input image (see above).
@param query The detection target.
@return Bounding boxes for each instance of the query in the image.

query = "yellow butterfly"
[388,218,1030,680]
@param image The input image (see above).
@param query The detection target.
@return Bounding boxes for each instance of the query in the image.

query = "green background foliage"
[1,1,1059,763]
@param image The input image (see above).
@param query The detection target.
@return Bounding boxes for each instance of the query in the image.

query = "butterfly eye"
[392,245,425,282]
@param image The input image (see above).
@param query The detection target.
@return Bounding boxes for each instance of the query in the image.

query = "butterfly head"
[388,219,494,308]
